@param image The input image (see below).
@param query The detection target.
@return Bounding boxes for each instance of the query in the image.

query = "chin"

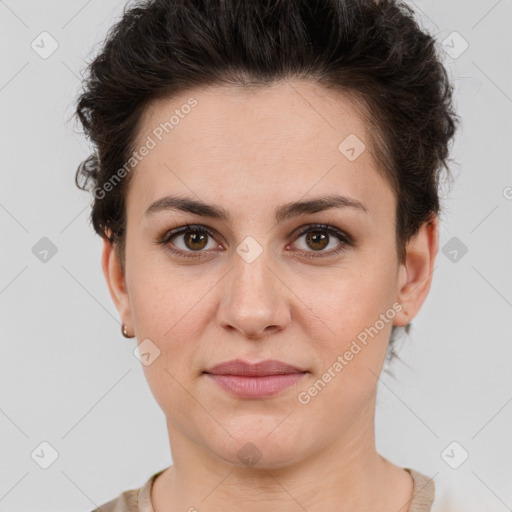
[210,423,308,470]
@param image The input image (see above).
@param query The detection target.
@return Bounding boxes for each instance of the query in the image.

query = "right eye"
[160,224,223,259]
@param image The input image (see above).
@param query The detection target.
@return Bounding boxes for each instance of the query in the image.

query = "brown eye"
[183,230,209,251]
[291,224,352,259]
[305,230,330,251]
[161,225,220,258]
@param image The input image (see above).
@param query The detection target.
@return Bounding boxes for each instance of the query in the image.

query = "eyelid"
[158,223,226,250]
[286,223,352,258]
[291,222,352,244]
[160,223,217,244]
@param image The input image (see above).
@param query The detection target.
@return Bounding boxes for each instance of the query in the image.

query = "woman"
[74,0,459,510]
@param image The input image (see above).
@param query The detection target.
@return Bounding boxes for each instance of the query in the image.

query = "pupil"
[185,231,207,250]
[307,231,328,251]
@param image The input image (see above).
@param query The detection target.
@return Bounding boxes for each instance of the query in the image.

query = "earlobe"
[101,236,132,327]
[394,216,439,327]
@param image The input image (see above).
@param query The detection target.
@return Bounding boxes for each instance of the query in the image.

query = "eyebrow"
[145,193,368,223]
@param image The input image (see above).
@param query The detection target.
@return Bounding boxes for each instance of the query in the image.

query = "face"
[103,79,437,469]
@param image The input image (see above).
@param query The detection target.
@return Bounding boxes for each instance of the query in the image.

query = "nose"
[217,248,291,340]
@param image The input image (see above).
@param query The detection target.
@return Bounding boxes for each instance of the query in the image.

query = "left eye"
[290,224,351,258]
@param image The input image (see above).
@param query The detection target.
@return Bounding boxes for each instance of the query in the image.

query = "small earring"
[121,323,134,339]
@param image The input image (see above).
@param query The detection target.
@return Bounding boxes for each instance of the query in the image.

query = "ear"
[393,215,439,327]
[101,236,133,329]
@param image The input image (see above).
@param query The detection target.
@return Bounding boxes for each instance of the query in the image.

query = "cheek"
[310,256,399,379]
[312,256,398,334]
[299,286,397,428]
[128,271,208,374]
[126,242,211,337]
[131,276,204,422]
[125,252,217,405]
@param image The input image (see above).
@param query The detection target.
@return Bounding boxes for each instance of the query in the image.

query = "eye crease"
[157,222,354,260]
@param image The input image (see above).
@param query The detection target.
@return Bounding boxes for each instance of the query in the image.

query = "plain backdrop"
[1,1,511,510]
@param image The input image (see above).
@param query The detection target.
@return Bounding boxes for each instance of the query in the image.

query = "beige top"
[92,466,434,511]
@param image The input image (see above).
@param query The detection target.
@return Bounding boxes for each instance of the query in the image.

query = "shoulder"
[90,469,166,512]
[405,467,477,512]
[404,467,435,512]
[90,488,139,512]
[427,471,499,512]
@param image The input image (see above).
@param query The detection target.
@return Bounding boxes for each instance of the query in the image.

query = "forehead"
[128,80,394,222]
[136,80,369,152]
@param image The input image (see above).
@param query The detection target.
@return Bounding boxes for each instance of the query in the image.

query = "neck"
[152,402,413,511]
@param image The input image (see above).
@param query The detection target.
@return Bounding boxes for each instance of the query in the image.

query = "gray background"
[1,1,511,510]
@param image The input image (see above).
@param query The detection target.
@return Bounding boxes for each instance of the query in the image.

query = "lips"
[204,359,306,377]
[203,359,308,399]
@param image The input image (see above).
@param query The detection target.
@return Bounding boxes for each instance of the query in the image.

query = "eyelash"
[158,223,353,260]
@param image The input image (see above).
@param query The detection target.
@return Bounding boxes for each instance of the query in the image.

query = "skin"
[102,79,438,511]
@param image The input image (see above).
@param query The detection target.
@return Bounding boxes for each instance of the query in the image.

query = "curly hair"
[74,0,459,367]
